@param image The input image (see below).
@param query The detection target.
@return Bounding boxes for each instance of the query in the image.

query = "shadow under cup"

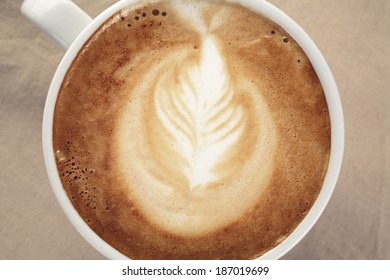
[42,0,344,259]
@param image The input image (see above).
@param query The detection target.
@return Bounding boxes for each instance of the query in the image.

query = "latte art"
[54,0,331,259]
[154,36,244,189]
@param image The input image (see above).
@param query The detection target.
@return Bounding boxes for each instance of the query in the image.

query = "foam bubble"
[55,150,66,161]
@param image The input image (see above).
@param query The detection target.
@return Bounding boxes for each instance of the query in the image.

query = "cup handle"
[21,0,92,50]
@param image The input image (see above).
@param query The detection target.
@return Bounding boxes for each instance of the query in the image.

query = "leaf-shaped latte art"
[154,36,244,190]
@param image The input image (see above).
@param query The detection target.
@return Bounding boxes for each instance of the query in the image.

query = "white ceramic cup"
[21,0,344,259]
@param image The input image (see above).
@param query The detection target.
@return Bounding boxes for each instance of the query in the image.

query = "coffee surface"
[53,0,330,259]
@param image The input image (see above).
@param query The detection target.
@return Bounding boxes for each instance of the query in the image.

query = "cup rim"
[42,0,344,260]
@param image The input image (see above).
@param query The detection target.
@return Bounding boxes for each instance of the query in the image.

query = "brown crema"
[53,0,330,259]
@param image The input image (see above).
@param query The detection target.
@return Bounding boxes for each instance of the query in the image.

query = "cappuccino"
[53,0,330,259]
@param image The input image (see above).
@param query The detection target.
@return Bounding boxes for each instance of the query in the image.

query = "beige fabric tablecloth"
[0,0,388,259]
